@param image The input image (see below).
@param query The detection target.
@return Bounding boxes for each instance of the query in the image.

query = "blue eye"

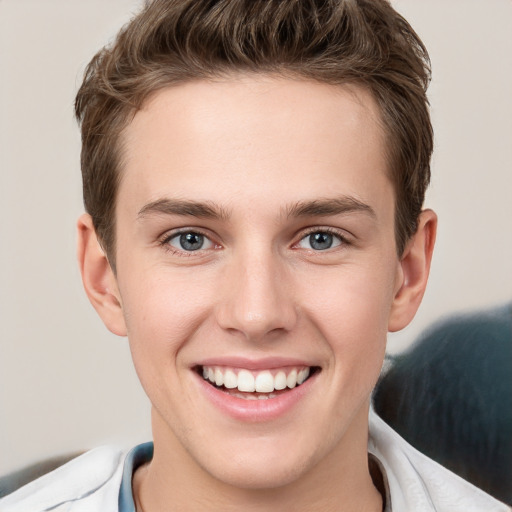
[167,231,214,252]
[298,231,343,251]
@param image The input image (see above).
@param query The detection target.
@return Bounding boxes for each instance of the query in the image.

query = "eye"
[166,231,215,252]
[297,230,344,251]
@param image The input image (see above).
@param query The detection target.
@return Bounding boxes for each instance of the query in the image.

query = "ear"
[77,213,127,336]
[388,209,437,332]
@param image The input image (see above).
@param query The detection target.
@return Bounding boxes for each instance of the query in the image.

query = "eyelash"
[159,229,218,256]
[294,227,350,251]
[158,226,350,256]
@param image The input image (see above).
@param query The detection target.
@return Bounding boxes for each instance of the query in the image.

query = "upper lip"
[194,356,317,371]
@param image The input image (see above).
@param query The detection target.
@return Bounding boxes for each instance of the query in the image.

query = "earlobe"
[388,209,437,332]
[77,213,127,337]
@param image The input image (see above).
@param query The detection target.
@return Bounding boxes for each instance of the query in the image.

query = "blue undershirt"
[118,442,154,512]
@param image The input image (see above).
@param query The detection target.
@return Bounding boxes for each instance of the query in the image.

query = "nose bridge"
[217,243,296,340]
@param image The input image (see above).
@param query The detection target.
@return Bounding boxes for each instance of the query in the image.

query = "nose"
[216,248,298,342]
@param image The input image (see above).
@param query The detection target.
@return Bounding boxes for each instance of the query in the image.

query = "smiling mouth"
[197,365,319,400]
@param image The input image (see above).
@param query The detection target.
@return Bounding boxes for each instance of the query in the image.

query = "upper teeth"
[202,366,311,393]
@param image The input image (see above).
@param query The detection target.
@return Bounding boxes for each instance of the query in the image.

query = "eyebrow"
[285,196,376,219]
[137,196,375,222]
[137,198,231,220]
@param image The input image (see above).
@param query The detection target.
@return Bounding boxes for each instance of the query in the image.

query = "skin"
[78,76,436,511]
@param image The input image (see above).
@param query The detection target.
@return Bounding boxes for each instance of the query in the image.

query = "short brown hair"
[75,0,432,266]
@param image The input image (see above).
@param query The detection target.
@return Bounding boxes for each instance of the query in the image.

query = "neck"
[134,405,383,512]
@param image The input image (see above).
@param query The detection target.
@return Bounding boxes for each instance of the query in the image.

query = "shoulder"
[368,410,511,512]
[0,446,125,512]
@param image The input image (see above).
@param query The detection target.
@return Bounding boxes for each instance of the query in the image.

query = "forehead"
[118,76,391,217]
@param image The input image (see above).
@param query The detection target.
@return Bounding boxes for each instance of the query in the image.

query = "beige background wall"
[1,0,511,475]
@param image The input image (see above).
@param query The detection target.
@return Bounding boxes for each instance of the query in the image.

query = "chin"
[191,431,325,491]
[205,455,310,491]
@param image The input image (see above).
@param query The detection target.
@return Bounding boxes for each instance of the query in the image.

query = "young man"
[0,0,508,511]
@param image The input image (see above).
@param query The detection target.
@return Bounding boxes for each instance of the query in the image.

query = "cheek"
[118,267,216,380]
[121,263,213,331]
[305,261,395,328]
[300,263,396,371]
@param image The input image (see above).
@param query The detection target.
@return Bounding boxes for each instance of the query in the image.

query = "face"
[89,77,429,490]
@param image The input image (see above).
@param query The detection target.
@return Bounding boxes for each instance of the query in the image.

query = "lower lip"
[194,371,318,422]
